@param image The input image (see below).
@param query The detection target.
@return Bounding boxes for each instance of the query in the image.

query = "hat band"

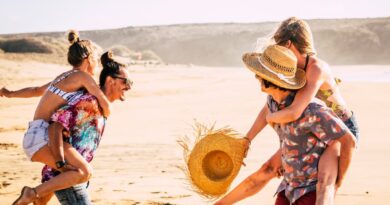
[257,56,295,84]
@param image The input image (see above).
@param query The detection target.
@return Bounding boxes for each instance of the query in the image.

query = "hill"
[1,17,389,66]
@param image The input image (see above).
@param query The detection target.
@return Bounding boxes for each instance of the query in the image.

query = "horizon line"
[1,15,389,36]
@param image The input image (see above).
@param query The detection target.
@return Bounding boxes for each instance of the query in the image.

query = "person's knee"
[34,193,53,205]
[250,161,277,183]
[317,172,336,192]
[317,170,337,186]
[260,160,278,177]
[77,163,93,183]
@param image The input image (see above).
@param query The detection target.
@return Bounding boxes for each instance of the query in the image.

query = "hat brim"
[187,133,245,196]
[242,52,306,90]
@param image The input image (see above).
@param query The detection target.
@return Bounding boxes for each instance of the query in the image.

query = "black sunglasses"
[254,74,272,88]
[111,75,133,87]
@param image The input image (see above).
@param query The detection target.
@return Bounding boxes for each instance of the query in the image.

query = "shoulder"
[306,57,331,83]
[305,102,338,121]
[76,93,98,104]
[70,70,94,81]
[307,57,331,75]
[73,94,101,113]
[303,102,325,116]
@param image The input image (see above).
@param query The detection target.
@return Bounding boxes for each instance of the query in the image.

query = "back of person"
[33,70,85,121]
[310,57,351,119]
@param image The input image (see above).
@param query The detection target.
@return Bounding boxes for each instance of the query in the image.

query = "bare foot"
[12,186,37,205]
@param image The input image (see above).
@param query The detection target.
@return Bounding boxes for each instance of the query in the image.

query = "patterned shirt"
[268,92,348,203]
[41,93,106,182]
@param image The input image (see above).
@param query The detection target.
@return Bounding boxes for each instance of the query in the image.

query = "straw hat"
[179,123,247,199]
[242,44,306,90]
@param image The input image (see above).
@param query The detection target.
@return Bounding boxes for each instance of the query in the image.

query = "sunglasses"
[111,75,133,87]
[254,74,272,88]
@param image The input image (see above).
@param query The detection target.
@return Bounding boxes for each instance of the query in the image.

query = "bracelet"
[243,137,251,145]
[55,160,67,169]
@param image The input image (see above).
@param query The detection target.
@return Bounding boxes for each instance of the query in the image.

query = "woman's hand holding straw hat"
[241,137,251,166]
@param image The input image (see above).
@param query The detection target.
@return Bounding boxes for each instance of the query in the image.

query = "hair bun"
[68,30,80,44]
[101,50,114,67]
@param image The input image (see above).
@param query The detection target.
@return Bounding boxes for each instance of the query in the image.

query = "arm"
[245,103,269,142]
[0,82,50,98]
[335,131,356,189]
[266,63,324,123]
[214,149,282,205]
[242,104,269,156]
[77,72,111,118]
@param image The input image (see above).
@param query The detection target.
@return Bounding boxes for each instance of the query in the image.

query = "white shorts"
[22,119,49,161]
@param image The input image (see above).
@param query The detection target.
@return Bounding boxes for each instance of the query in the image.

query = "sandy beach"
[1,58,390,204]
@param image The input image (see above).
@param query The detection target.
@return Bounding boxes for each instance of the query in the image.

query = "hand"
[276,167,284,178]
[266,110,276,128]
[240,137,251,167]
[265,112,272,123]
[242,137,251,158]
[62,130,70,138]
[335,177,343,191]
[0,87,11,97]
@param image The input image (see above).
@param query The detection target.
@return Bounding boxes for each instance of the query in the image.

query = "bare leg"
[33,193,53,205]
[13,143,92,205]
[214,149,282,205]
[316,141,340,205]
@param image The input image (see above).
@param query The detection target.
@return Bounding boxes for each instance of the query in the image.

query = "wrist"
[243,137,252,145]
[55,160,67,169]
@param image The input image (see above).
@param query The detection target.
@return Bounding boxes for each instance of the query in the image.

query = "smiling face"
[106,68,132,102]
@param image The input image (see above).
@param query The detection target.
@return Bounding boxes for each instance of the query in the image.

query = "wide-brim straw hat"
[242,44,306,90]
[178,123,247,200]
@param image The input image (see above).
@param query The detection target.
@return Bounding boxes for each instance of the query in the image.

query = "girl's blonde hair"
[273,17,316,55]
[67,30,95,67]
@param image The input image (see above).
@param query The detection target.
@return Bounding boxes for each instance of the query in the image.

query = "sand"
[1,58,389,204]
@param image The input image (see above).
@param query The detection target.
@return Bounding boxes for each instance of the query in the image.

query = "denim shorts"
[23,119,49,161]
[343,111,360,143]
[55,182,92,205]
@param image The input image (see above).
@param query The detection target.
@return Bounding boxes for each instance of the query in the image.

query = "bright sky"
[1,0,389,34]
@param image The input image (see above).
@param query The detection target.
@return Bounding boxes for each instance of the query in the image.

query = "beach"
[1,59,390,204]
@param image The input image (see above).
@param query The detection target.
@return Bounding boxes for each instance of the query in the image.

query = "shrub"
[109,45,133,57]
[140,50,162,62]
[0,38,53,53]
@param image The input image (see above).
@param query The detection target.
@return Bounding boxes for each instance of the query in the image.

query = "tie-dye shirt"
[267,93,348,203]
[41,93,106,182]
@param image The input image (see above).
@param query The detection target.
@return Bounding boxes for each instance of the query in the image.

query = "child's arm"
[0,82,50,98]
[76,72,111,118]
[266,63,324,124]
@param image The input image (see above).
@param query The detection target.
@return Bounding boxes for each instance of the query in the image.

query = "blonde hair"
[273,17,316,55]
[67,30,95,67]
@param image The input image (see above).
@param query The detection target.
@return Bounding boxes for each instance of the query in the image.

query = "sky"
[1,0,389,34]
